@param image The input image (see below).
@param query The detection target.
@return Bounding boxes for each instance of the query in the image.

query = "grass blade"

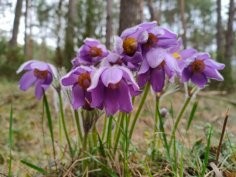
[8,105,13,177]
[186,101,198,131]
[21,160,47,175]
[43,94,56,161]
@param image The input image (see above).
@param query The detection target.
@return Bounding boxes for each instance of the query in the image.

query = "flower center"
[78,72,91,89]
[143,33,158,49]
[190,60,205,72]
[172,52,181,60]
[123,37,138,56]
[34,69,48,79]
[89,47,103,57]
[108,82,120,90]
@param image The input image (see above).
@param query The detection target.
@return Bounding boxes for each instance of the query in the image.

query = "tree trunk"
[106,0,113,49]
[64,0,77,69]
[118,0,143,35]
[24,0,29,58]
[9,0,23,47]
[223,0,234,90]
[147,0,158,22]
[179,0,187,48]
[216,0,223,62]
[55,0,63,67]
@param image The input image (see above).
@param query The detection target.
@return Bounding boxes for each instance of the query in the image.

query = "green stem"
[129,83,150,139]
[43,94,56,163]
[113,113,125,154]
[151,95,160,159]
[156,96,170,159]
[169,96,191,148]
[58,92,74,158]
[74,110,83,145]
[102,115,107,141]
[107,116,113,148]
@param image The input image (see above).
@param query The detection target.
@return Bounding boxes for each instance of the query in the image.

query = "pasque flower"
[61,66,94,109]
[181,52,225,88]
[87,66,139,115]
[137,48,180,92]
[17,60,56,99]
[113,22,157,70]
[72,38,108,67]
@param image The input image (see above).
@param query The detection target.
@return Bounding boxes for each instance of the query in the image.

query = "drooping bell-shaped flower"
[61,66,94,110]
[87,66,140,115]
[113,22,157,71]
[137,48,180,92]
[72,38,108,67]
[181,52,225,88]
[17,60,56,99]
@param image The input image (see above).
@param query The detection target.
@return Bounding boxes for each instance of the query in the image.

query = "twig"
[216,108,230,164]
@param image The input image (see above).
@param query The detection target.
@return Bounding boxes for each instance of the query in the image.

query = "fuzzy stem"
[74,110,83,145]
[113,113,125,154]
[169,96,191,148]
[58,92,74,158]
[129,83,150,139]
[107,116,113,148]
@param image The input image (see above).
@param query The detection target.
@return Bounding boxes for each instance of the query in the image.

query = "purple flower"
[114,22,157,70]
[87,66,139,115]
[137,48,180,92]
[181,52,225,88]
[72,38,108,67]
[17,60,56,99]
[61,66,94,110]
[171,48,198,70]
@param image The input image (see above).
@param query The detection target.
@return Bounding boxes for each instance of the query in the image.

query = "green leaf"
[43,94,56,158]
[21,160,47,175]
[186,101,198,130]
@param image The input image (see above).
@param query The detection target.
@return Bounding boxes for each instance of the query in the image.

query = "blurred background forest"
[0,0,235,91]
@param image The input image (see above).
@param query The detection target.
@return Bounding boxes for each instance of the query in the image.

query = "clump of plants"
[14,21,235,176]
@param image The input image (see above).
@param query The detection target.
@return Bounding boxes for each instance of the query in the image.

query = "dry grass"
[0,81,236,176]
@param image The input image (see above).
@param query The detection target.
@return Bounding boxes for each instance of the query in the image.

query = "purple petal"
[204,66,224,81]
[138,59,150,74]
[204,59,225,70]
[146,48,165,68]
[114,36,124,54]
[191,73,208,88]
[35,80,44,100]
[72,85,85,109]
[118,80,132,113]
[84,38,100,46]
[180,48,197,59]
[88,67,106,90]
[182,67,192,82]
[41,72,53,90]
[137,71,150,88]
[16,60,37,73]
[19,71,37,91]
[165,53,180,75]
[90,80,105,108]
[104,88,119,115]
[31,61,49,70]
[120,25,139,38]
[61,73,78,86]
[119,66,139,91]
[101,67,123,87]
[151,67,165,92]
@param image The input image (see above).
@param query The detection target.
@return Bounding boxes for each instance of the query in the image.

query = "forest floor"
[0,80,236,176]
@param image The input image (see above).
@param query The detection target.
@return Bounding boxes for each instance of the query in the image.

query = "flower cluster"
[17,21,225,115]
